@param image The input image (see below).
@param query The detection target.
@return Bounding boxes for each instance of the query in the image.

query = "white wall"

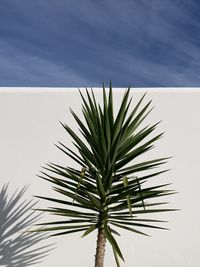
[0,88,199,267]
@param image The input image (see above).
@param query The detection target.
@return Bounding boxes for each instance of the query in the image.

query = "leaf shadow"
[0,184,54,267]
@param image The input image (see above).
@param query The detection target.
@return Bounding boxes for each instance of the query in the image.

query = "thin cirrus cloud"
[0,0,200,87]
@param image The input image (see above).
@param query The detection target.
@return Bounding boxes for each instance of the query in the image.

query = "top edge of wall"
[0,87,200,93]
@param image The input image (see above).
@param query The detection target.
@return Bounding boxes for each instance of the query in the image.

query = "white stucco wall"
[0,87,199,267]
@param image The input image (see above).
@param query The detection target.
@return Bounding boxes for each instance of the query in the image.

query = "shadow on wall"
[0,184,53,267]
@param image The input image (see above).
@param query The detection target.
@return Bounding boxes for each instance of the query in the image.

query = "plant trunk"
[95,228,106,267]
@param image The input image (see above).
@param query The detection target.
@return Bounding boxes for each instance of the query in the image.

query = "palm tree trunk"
[95,228,106,267]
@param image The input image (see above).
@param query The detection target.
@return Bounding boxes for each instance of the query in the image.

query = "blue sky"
[0,0,200,87]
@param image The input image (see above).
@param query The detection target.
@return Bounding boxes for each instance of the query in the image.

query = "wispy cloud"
[0,0,200,86]
[0,40,88,86]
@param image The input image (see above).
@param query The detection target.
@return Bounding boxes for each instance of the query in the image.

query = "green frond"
[104,227,125,261]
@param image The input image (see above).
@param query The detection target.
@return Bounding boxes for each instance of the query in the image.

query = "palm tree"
[34,84,176,267]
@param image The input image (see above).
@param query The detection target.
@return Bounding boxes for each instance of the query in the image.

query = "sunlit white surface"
[0,87,199,267]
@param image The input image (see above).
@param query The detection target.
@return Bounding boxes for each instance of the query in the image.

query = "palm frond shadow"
[0,184,53,267]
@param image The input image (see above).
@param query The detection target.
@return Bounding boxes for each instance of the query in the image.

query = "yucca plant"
[34,85,175,267]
